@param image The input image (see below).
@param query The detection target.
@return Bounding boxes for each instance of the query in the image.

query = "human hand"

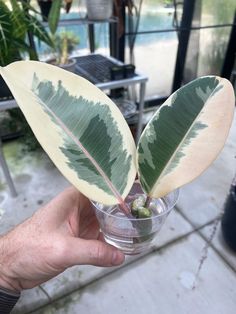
[0,187,125,292]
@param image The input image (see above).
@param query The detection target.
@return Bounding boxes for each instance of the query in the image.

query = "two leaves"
[0,61,234,205]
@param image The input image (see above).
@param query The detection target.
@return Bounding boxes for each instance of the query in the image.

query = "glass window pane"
[197,27,232,76]
[127,33,178,98]
[184,0,235,80]
[201,0,235,26]
[125,0,180,98]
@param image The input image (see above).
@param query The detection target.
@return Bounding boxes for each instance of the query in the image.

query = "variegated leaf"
[137,76,235,198]
[0,61,137,205]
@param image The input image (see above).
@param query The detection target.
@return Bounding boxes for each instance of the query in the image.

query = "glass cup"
[92,182,179,255]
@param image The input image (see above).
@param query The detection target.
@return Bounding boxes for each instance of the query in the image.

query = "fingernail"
[112,250,125,265]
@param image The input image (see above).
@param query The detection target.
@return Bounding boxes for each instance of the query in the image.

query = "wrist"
[0,274,21,293]
[0,236,22,293]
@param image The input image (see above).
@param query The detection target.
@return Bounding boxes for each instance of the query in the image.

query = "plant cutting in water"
[0,62,235,234]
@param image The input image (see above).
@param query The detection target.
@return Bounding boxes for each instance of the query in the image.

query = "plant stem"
[118,201,133,218]
[145,195,152,208]
[119,195,153,244]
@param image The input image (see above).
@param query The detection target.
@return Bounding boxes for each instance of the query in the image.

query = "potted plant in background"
[49,30,80,72]
[0,61,235,254]
[0,0,54,150]
[0,0,53,99]
[45,0,79,71]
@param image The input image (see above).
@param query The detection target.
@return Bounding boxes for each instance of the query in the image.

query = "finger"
[65,237,125,267]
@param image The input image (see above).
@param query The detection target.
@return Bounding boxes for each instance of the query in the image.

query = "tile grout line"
[198,223,236,273]
[174,204,218,235]
[175,204,217,230]
[175,205,236,273]
[38,285,52,303]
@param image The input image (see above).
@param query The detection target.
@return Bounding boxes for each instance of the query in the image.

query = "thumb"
[65,237,125,267]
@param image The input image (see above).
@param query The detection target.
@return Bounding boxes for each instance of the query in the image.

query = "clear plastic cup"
[93,182,179,255]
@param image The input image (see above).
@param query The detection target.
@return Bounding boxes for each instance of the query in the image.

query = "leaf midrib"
[36,94,125,204]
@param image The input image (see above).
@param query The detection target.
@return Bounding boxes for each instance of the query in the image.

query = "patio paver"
[0,146,69,234]
[11,287,50,314]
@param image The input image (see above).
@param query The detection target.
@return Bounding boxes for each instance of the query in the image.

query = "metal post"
[221,11,236,80]
[88,24,95,53]
[0,138,17,197]
[172,0,196,92]
[109,20,119,58]
[118,2,126,62]
[23,0,38,60]
[136,81,146,143]
[183,0,202,83]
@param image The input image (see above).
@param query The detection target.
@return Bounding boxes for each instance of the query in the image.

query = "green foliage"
[48,0,63,35]
[163,0,173,6]
[0,0,53,66]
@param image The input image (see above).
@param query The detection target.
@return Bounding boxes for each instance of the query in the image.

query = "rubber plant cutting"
[0,61,235,254]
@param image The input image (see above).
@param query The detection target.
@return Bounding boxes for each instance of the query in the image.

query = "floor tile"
[12,287,49,314]
[0,148,69,234]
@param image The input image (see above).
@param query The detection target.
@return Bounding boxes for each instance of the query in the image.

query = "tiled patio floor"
[0,113,235,314]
